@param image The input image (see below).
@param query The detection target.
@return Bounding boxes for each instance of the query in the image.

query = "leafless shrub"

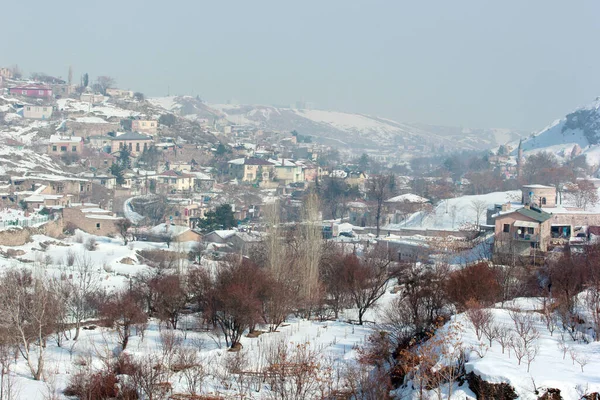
[465,300,493,341]
[84,237,97,251]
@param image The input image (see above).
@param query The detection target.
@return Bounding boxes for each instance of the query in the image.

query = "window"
[39,90,44,95]
[22,90,27,95]
[60,146,67,152]
[171,178,177,184]
[503,224,510,233]
[542,197,547,205]
[128,143,132,151]
[136,143,140,152]
[43,107,47,111]
[150,123,155,127]
[527,227,535,234]
[52,145,57,152]
[72,146,77,152]
[96,223,101,230]
[143,143,148,151]
[26,107,31,111]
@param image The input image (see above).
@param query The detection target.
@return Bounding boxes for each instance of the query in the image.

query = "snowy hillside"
[149,97,524,153]
[384,190,520,231]
[512,97,600,166]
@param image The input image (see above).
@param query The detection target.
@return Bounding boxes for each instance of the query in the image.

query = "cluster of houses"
[492,183,600,257]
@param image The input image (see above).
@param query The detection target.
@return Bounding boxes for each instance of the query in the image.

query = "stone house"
[48,135,84,155]
[228,157,275,183]
[110,131,153,156]
[131,119,158,135]
[22,105,53,120]
[155,170,196,193]
[493,205,552,255]
[146,223,202,243]
[62,206,123,236]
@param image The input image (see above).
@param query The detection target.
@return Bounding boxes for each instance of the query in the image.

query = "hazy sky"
[3,0,600,131]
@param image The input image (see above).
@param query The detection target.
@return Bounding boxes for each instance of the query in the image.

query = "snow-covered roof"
[385,193,429,203]
[149,223,190,236]
[49,135,82,144]
[211,229,237,240]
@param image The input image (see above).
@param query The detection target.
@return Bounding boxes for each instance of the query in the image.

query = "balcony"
[514,233,539,243]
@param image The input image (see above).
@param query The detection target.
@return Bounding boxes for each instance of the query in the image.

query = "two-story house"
[228,157,275,183]
[155,170,196,193]
[110,131,153,156]
[22,105,53,120]
[9,84,53,98]
[493,204,552,255]
[48,135,84,155]
[132,119,158,135]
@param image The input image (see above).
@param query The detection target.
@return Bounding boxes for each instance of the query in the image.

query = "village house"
[21,184,72,210]
[50,83,75,98]
[62,205,123,236]
[22,105,53,120]
[9,84,53,98]
[202,229,262,255]
[384,193,430,224]
[80,93,105,104]
[228,157,275,183]
[48,135,84,155]
[493,204,552,255]
[110,131,153,156]
[168,199,206,227]
[154,170,196,193]
[65,119,120,139]
[106,88,134,98]
[492,183,600,257]
[131,118,158,135]
[145,223,202,243]
[270,159,305,185]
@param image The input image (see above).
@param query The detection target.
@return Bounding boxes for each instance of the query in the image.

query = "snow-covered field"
[0,229,389,399]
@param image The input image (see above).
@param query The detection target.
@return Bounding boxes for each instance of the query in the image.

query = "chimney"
[501,203,511,212]
[523,204,530,210]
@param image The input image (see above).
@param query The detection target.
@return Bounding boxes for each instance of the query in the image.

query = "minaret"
[516,139,523,179]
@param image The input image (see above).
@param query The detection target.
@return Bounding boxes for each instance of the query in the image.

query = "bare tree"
[368,174,394,237]
[344,247,391,325]
[0,270,61,380]
[567,180,599,210]
[465,300,493,341]
[116,218,132,245]
[65,253,100,341]
[298,192,324,314]
[93,76,116,95]
[130,354,172,400]
[470,199,487,228]
[100,291,147,351]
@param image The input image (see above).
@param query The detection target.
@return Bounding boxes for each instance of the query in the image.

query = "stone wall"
[62,208,121,236]
[65,121,120,138]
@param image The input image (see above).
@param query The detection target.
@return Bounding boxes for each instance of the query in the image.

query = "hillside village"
[4,65,600,399]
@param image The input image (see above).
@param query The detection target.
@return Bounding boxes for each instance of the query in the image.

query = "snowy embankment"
[401,299,600,399]
[384,190,520,231]
[123,197,145,224]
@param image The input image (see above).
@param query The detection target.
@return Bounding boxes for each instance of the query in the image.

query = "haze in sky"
[3,0,600,131]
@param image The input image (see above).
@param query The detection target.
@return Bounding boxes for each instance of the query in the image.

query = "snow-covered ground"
[384,190,520,231]
[0,229,392,399]
[403,305,600,400]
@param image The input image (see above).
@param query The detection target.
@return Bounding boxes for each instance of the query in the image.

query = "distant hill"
[149,96,525,154]
[510,97,600,166]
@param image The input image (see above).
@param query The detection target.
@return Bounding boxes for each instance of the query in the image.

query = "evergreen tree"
[197,204,236,232]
